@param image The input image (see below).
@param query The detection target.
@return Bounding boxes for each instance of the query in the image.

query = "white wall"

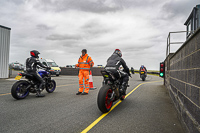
[0,25,11,78]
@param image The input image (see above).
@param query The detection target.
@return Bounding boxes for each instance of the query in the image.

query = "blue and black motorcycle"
[11,69,56,100]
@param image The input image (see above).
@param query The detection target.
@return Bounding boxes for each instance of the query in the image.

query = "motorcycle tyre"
[11,80,29,100]
[97,85,113,113]
[46,79,56,93]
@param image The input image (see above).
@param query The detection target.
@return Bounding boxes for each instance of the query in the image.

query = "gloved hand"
[128,73,132,78]
[47,67,51,70]
[90,63,94,68]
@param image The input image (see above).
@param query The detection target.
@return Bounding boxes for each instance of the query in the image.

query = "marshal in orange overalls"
[75,54,94,93]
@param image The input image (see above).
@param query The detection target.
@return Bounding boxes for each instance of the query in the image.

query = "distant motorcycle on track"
[140,71,147,81]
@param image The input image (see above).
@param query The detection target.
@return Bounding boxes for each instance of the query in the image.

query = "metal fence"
[166,31,194,57]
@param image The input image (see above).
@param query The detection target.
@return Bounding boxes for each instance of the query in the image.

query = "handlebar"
[45,67,51,71]
[37,67,51,71]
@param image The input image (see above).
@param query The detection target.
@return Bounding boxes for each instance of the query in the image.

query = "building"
[0,25,11,78]
[184,4,200,38]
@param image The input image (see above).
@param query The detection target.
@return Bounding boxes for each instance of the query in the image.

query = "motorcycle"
[97,70,130,113]
[140,71,146,81]
[11,69,56,100]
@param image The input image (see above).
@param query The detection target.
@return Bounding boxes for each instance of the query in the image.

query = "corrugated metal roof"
[0,25,11,30]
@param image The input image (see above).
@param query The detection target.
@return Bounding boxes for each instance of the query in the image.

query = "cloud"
[46,34,82,40]
[159,0,199,20]
[36,24,53,30]
[31,0,123,13]
[81,19,115,39]
[1,0,199,70]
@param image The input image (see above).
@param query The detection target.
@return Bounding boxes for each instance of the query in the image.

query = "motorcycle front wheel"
[46,79,56,93]
[11,80,30,100]
[97,85,113,113]
[141,75,146,81]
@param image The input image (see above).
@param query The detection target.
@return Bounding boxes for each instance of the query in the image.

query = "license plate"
[56,72,59,74]
[141,72,144,74]
[15,75,22,80]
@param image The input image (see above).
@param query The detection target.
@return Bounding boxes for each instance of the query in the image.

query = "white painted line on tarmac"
[6,78,17,81]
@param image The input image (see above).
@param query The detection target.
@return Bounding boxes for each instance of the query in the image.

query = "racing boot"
[36,90,45,97]
[36,86,45,97]
[120,82,127,95]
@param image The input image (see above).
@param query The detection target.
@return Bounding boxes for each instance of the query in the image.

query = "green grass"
[133,70,159,77]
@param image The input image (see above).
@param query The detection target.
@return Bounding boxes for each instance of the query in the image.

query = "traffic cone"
[89,70,97,90]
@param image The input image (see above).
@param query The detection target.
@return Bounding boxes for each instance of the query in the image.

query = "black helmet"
[114,49,122,57]
[30,50,40,58]
[82,49,87,54]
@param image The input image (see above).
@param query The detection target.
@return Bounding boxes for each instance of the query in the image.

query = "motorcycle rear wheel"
[97,85,113,113]
[11,80,29,100]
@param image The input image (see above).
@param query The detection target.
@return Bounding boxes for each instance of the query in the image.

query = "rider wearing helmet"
[139,65,147,77]
[105,49,131,95]
[25,50,50,97]
[131,67,134,74]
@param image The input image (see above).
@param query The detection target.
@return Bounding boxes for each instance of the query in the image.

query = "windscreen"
[47,62,58,67]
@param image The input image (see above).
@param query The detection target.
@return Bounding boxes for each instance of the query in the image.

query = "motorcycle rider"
[105,49,131,95]
[131,67,134,74]
[25,50,50,97]
[139,65,147,77]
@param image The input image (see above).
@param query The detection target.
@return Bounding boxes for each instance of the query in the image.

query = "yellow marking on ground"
[0,84,76,96]
[81,80,163,133]
[0,93,11,96]
[57,84,76,87]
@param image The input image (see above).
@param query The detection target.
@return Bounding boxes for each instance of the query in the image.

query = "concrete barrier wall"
[60,67,104,76]
[165,28,200,132]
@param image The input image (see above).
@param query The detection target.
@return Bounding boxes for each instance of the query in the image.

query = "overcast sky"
[0,0,199,70]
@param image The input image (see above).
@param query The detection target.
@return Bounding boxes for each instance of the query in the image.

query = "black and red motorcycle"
[97,70,130,113]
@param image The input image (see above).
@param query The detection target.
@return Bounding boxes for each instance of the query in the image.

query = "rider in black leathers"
[139,65,147,77]
[105,49,131,95]
[25,50,50,97]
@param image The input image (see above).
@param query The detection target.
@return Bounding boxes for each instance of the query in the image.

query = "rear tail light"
[18,73,22,76]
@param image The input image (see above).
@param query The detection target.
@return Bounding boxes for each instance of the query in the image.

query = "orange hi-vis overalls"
[76,54,94,93]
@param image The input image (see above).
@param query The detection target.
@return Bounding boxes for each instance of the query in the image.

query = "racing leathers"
[25,57,49,97]
[139,66,147,77]
[105,53,130,95]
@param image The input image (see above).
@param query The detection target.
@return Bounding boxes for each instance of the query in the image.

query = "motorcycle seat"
[19,72,34,78]
[101,70,116,81]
